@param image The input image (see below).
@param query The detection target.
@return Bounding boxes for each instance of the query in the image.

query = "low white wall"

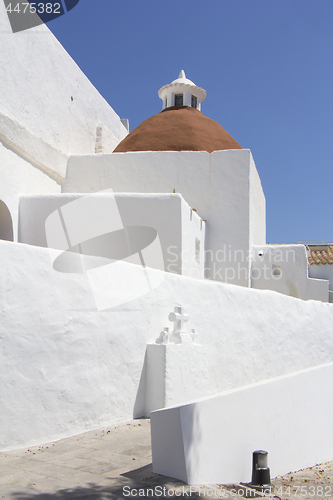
[1,240,333,451]
[63,149,266,286]
[251,244,329,302]
[151,362,333,485]
[18,193,205,279]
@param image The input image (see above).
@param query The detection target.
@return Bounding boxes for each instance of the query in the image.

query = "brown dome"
[113,106,242,154]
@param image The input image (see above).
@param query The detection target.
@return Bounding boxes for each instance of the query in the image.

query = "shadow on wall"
[8,464,205,499]
[0,200,13,241]
[133,350,147,418]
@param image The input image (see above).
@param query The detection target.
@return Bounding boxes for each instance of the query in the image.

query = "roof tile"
[308,245,333,265]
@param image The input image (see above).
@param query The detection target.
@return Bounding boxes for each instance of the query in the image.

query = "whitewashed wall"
[1,240,333,451]
[0,1,127,180]
[145,344,214,415]
[63,149,266,286]
[180,200,205,278]
[208,150,256,286]
[309,263,333,298]
[251,244,329,302]
[151,362,333,485]
[18,193,205,278]
[249,153,266,246]
[0,144,60,241]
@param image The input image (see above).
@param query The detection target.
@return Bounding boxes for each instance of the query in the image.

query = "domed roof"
[113,106,242,154]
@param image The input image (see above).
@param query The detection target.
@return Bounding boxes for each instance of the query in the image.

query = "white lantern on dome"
[158,70,206,111]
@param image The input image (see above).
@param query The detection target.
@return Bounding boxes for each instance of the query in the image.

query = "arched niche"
[0,200,14,241]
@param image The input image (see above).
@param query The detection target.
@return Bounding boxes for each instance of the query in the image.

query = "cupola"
[113,71,242,154]
[158,70,206,111]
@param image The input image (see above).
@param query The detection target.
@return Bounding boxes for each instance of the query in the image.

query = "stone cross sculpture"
[156,306,198,344]
[169,306,189,335]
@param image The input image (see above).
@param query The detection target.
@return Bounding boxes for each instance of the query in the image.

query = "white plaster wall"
[151,362,333,485]
[145,344,214,415]
[309,264,333,293]
[1,239,333,451]
[0,144,60,241]
[63,150,210,197]
[180,201,205,279]
[251,244,329,302]
[63,149,264,286]
[18,193,205,278]
[208,150,252,286]
[0,241,148,451]
[0,2,127,179]
[0,112,69,180]
[249,154,266,246]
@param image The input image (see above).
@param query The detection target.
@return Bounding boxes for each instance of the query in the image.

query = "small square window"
[175,94,183,106]
[191,95,197,108]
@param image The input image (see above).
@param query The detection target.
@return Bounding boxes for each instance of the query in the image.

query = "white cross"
[168,306,189,333]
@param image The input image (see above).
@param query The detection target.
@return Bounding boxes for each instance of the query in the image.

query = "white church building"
[1,5,333,485]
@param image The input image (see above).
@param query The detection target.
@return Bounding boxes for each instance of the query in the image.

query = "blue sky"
[48,0,333,244]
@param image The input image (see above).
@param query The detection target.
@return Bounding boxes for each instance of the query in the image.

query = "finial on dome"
[158,71,206,111]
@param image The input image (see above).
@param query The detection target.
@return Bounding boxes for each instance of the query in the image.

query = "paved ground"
[1,419,332,500]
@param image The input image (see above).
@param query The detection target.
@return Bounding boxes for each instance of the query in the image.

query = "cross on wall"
[168,306,189,333]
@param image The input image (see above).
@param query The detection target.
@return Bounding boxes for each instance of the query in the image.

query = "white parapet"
[18,192,206,280]
[251,244,329,302]
[151,362,333,485]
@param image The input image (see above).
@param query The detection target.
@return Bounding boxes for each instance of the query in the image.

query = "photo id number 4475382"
[6,3,61,14]
[276,485,332,497]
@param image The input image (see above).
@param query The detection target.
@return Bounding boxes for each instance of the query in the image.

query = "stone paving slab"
[0,419,332,499]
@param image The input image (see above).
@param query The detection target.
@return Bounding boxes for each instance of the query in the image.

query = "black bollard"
[250,450,272,487]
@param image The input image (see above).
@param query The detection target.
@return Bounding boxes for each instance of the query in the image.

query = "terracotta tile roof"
[308,245,333,265]
[113,106,242,154]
